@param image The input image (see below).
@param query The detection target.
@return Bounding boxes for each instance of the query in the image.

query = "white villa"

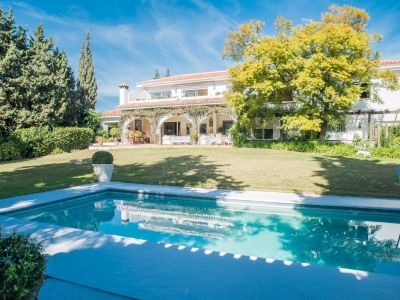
[101,60,400,145]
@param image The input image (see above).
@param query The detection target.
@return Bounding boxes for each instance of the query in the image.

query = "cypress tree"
[84,32,97,109]
[154,69,160,79]
[165,68,170,77]
[76,42,86,123]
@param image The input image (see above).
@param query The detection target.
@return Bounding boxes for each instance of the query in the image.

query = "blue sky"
[2,0,400,111]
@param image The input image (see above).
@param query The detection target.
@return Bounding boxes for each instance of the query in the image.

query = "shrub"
[92,151,113,164]
[50,147,64,155]
[371,147,400,159]
[0,141,23,161]
[241,140,357,157]
[0,231,46,299]
[52,127,93,152]
[82,108,102,135]
[109,128,120,141]
[10,127,53,157]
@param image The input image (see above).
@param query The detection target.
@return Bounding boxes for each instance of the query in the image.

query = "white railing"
[162,135,191,145]
[199,134,231,145]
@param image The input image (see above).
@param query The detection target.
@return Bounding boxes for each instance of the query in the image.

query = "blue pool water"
[5,190,400,274]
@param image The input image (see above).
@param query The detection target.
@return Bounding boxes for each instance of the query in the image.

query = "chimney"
[119,83,129,105]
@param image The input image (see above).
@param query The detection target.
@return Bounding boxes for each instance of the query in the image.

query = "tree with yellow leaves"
[223,5,398,141]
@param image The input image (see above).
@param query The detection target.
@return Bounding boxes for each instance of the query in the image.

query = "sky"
[2,0,400,112]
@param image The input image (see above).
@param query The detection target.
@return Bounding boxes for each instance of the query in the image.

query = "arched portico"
[198,112,236,145]
[122,116,154,144]
[157,113,195,145]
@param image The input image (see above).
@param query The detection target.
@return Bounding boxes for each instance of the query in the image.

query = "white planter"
[93,164,114,183]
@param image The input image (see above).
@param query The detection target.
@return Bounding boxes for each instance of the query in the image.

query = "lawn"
[0,147,399,199]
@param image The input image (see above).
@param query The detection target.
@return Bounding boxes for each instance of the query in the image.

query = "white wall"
[142,79,228,99]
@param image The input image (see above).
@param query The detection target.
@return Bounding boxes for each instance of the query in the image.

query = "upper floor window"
[360,83,370,99]
[182,89,208,97]
[150,91,171,99]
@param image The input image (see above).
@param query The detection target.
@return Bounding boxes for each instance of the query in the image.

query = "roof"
[379,60,400,67]
[101,109,122,117]
[138,70,228,86]
[117,96,225,110]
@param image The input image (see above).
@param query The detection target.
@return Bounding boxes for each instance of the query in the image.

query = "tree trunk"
[319,120,328,141]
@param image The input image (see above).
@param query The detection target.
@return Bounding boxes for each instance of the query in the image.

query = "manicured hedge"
[52,127,93,152]
[10,127,54,157]
[241,140,357,157]
[0,141,23,161]
[0,127,94,161]
[0,231,46,299]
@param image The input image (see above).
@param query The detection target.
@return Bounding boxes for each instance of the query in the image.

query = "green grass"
[1,147,399,199]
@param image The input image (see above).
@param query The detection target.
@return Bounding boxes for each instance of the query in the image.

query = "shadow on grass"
[113,154,247,190]
[312,156,400,198]
[0,158,95,199]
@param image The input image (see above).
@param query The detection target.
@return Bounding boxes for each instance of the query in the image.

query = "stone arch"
[156,113,196,134]
[121,116,154,144]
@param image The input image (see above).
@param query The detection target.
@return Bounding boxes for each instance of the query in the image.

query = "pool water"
[6,190,400,274]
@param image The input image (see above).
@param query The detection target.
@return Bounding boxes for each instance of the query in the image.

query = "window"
[360,83,370,99]
[150,91,171,99]
[199,124,207,134]
[253,128,274,140]
[328,122,346,133]
[263,129,273,139]
[182,89,208,97]
[222,121,233,135]
[134,119,142,131]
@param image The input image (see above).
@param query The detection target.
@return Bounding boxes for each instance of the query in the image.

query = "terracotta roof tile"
[139,71,228,85]
[380,60,400,67]
[117,96,225,110]
[101,109,122,117]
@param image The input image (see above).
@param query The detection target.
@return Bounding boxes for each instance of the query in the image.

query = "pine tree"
[84,32,97,109]
[0,42,27,135]
[154,69,160,79]
[54,49,78,126]
[165,68,170,77]
[22,25,66,128]
[0,8,28,135]
[0,8,14,58]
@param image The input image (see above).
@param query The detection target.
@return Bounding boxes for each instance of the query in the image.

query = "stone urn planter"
[92,151,114,182]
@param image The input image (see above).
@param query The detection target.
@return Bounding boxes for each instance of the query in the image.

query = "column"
[213,112,217,135]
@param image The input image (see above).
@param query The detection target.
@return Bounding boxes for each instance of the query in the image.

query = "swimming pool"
[5,190,400,275]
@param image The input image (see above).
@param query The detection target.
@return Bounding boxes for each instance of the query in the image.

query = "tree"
[153,68,160,79]
[84,32,97,109]
[77,42,86,113]
[55,50,78,126]
[77,32,97,112]
[0,8,29,135]
[0,42,27,135]
[22,25,68,128]
[223,5,398,140]
[165,68,170,77]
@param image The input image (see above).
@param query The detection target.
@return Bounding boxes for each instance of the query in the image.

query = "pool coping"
[1,181,400,214]
[1,182,400,298]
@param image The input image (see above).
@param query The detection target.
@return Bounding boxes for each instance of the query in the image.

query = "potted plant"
[96,135,104,146]
[92,151,114,182]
